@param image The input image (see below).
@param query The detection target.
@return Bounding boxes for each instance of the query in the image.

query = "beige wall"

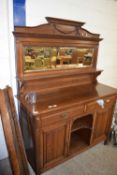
[0,0,16,159]
[0,0,11,159]
[0,0,11,87]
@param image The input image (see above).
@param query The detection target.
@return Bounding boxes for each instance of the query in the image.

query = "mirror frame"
[13,17,102,80]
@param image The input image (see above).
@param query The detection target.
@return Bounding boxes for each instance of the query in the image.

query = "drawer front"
[41,105,84,127]
[86,101,97,112]
[41,112,69,127]
[87,95,116,113]
[41,95,116,127]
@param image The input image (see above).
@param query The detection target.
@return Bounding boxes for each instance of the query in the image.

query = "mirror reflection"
[24,46,94,72]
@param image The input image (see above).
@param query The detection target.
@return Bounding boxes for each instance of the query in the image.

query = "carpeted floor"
[43,143,117,175]
[0,143,117,175]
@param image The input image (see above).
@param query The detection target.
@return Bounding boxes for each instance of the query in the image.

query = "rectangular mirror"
[24,46,94,72]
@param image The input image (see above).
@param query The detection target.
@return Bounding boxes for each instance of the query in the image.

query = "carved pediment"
[14,17,102,41]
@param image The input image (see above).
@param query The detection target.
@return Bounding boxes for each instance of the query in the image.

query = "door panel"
[93,104,115,142]
[43,124,67,167]
[93,111,107,139]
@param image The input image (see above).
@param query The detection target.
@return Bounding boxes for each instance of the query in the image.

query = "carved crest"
[14,17,102,41]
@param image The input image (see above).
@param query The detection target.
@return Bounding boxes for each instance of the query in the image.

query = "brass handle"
[61,112,69,119]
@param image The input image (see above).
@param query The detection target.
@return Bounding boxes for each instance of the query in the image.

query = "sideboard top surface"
[19,83,117,115]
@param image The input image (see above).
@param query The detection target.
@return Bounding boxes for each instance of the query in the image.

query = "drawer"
[41,112,69,126]
[87,95,116,112]
[41,95,116,127]
[41,105,84,126]
[86,101,97,112]
[63,98,114,115]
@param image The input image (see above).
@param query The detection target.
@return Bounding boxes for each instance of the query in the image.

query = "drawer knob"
[61,112,69,119]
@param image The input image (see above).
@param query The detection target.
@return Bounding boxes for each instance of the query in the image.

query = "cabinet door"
[43,123,68,168]
[92,105,115,142]
[93,110,108,141]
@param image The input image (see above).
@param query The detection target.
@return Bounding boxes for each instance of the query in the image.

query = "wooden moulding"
[13,17,102,83]
[13,17,102,41]
[18,69,102,96]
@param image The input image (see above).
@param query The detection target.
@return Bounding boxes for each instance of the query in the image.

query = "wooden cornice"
[13,17,103,41]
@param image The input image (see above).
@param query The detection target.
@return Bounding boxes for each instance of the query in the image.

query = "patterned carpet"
[43,143,117,175]
[0,143,117,175]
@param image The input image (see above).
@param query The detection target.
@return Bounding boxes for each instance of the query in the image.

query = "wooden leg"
[104,131,112,145]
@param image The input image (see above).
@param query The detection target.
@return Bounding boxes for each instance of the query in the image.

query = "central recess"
[70,114,93,153]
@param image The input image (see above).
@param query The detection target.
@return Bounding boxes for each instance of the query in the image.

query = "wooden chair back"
[0,86,30,175]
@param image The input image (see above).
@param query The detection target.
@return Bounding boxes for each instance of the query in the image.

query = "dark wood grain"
[13,17,117,174]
